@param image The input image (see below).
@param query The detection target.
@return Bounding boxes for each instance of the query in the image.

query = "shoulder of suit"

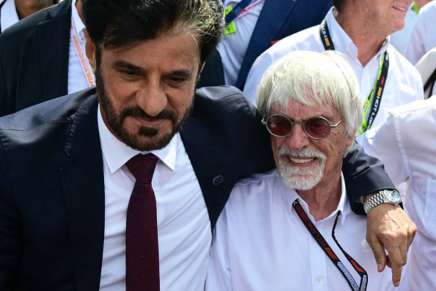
[194,85,258,119]
[0,88,96,132]
[0,0,70,42]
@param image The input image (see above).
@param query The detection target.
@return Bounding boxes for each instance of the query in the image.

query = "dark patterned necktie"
[126,154,160,291]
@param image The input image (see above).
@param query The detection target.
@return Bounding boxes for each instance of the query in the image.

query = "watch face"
[386,190,401,203]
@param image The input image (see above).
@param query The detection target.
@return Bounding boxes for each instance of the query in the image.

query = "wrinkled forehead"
[269,90,340,120]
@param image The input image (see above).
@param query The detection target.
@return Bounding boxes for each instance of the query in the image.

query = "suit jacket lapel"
[17,0,71,104]
[235,0,297,88]
[60,94,105,291]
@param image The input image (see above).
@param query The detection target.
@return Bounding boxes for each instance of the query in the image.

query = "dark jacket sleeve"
[0,137,20,290]
[342,142,396,215]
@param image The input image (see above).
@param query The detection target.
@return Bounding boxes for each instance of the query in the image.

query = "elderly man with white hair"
[206,51,401,291]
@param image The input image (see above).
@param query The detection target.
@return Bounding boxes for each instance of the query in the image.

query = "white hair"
[256,50,362,137]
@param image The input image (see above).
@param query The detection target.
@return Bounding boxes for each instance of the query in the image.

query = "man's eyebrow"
[112,60,144,75]
[165,69,193,79]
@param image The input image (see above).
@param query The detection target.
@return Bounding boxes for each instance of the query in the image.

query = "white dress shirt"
[390,5,419,55]
[97,107,211,291]
[405,1,436,64]
[67,0,94,94]
[0,0,19,32]
[243,8,424,149]
[363,98,436,291]
[217,0,265,85]
[206,170,394,291]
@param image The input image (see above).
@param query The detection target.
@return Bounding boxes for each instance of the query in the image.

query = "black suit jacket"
[0,86,393,291]
[0,0,72,116]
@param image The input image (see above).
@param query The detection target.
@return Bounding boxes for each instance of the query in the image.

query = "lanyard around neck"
[224,0,252,24]
[71,19,95,87]
[319,20,389,134]
[292,200,368,291]
[411,2,420,14]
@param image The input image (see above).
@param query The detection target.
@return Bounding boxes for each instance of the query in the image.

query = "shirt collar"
[97,104,178,174]
[1,0,19,31]
[72,0,86,38]
[325,7,390,59]
[280,171,350,225]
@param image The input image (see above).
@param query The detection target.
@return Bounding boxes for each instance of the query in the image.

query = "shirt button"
[212,175,224,186]
[315,275,324,283]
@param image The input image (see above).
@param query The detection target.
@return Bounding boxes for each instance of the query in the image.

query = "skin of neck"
[335,7,386,66]
[296,168,342,221]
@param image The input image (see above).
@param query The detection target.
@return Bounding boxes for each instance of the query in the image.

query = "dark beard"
[95,65,192,151]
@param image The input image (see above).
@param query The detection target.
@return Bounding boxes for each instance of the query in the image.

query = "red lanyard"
[292,200,368,291]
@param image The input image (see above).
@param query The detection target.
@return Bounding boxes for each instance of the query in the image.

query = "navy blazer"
[0,0,72,116]
[199,0,333,89]
[0,86,393,290]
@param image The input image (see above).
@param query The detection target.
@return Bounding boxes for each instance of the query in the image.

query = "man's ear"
[84,30,96,71]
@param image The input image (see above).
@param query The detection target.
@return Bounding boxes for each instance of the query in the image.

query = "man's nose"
[285,124,310,150]
[136,79,168,117]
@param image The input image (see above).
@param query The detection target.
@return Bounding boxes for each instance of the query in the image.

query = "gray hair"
[256,51,362,137]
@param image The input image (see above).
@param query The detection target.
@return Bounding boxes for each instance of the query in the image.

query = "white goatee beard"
[277,147,326,191]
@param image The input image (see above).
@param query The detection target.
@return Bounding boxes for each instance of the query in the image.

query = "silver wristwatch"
[363,189,402,214]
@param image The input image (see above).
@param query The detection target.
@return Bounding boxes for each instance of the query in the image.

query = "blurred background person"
[390,0,433,55]
[416,47,436,98]
[0,0,58,33]
[0,0,93,117]
[363,92,436,290]
[405,0,436,63]
[198,0,333,88]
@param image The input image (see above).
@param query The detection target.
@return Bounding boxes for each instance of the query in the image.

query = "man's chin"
[286,176,320,191]
[112,126,174,151]
[129,133,175,151]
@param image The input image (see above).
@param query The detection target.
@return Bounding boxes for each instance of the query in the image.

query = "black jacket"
[0,0,72,116]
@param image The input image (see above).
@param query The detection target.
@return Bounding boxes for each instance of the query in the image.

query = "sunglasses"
[262,113,342,140]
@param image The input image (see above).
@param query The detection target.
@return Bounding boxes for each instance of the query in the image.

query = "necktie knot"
[126,154,158,184]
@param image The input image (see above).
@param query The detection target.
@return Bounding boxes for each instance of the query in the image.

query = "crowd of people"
[0,0,434,290]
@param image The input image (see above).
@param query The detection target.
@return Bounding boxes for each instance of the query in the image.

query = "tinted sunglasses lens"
[267,115,293,136]
[305,117,331,138]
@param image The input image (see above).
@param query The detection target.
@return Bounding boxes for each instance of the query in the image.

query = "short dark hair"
[333,0,344,11]
[82,0,224,63]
